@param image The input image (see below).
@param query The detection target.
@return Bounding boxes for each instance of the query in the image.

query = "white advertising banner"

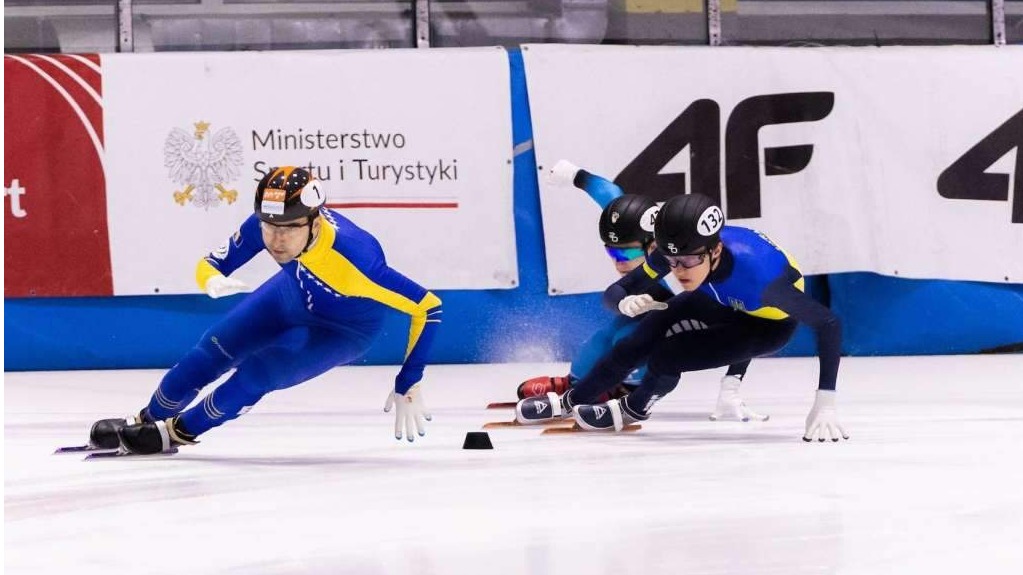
[103,48,515,295]
[523,44,1023,295]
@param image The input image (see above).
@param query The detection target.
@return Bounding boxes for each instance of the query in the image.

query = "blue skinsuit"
[146,208,442,436]
[567,169,652,386]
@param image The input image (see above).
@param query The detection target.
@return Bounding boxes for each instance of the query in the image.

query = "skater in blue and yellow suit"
[91,167,441,454]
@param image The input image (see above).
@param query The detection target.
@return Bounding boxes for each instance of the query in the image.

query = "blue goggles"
[604,246,646,262]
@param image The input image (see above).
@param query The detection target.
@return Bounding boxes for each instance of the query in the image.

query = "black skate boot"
[117,417,197,455]
[89,411,149,449]
[572,398,648,431]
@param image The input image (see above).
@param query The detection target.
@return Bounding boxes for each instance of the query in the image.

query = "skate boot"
[572,398,648,431]
[89,411,148,449]
[516,376,572,399]
[709,375,769,422]
[515,391,575,425]
[117,417,197,455]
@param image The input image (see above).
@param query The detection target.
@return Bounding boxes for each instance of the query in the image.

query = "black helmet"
[598,195,659,246]
[654,193,724,255]
[254,167,325,223]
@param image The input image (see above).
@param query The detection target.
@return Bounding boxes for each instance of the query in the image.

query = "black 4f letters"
[614,92,835,219]
[937,109,1023,224]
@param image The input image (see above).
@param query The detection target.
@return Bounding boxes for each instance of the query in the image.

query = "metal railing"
[2,0,1012,53]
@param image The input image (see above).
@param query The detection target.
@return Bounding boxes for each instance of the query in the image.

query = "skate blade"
[482,419,574,430]
[542,424,642,435]
[54,445,116,454]
[486,401,518,410]
[84,447,179,460]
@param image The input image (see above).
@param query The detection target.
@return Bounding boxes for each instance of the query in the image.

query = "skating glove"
[546,160,580,186]
[803,390,849,442]
[205,274,249,299]
[709,375,769,422]
[618,294,668,317]
[384,384,432,442]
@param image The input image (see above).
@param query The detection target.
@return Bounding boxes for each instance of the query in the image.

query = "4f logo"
[615,92,835,219]
[937,109,1022,224]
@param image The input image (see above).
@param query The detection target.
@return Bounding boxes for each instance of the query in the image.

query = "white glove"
[205,274,249,299]
[709,375,769,422]
[546,159,580,187]
[618,294,668,318]
[803,390,849,442]
[383,384,431,442]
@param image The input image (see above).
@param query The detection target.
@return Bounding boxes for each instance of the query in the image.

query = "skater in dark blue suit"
[518,193,848,442]
[516,163,762,423]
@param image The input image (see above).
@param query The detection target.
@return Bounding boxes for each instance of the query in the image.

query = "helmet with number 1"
[654,193,725,256]
[254,167,325,223]
[598,195,659,247]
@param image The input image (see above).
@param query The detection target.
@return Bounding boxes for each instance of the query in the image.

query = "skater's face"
[604,241,647,275]
[668,242,722,290]
[261,216,320,263]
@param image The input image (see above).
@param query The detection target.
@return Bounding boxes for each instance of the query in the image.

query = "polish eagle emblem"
[165,121,244,209]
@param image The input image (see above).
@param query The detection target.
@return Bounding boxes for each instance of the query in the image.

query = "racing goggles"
[604,246,646,262]
[665,251,710,269]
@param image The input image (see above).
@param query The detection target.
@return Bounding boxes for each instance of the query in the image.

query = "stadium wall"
[5,49,1022,371]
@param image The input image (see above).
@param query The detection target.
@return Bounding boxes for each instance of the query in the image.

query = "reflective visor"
[604,246,646,262]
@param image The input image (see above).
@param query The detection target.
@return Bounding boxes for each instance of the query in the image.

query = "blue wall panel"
[830,273,1023,355]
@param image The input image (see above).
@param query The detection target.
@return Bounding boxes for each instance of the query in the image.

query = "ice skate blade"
[54,445,116,454]
[84,447,179,460]
[480,419,576,427]
[542,424,642,435]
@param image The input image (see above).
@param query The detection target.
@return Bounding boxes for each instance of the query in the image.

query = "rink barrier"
[4,49,1022,371]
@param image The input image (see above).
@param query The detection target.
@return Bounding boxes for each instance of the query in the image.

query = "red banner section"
[4,54,113,297]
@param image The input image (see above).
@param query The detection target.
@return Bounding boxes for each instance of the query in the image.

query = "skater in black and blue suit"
[518,193,848,442]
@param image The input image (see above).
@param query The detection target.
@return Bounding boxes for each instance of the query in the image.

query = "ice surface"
[5,356,1023,574]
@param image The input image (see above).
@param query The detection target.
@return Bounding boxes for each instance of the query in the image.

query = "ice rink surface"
[5,355,1023,574]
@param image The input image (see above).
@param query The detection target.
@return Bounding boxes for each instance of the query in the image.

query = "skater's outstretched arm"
[195,215,265,297]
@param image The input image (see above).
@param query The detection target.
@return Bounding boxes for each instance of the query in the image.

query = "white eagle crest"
[165,121,244,209]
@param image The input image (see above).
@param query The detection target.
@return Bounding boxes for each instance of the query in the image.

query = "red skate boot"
[516,376,572,400]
